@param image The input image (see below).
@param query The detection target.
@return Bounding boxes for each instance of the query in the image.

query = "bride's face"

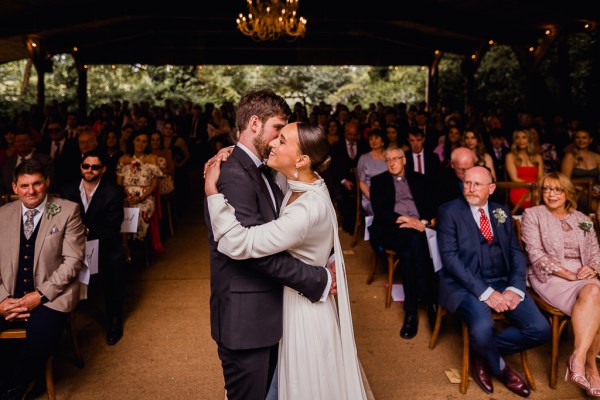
[267,123,301,177]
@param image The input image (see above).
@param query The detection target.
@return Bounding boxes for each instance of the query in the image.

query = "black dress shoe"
[400,313,418,339]
[472,355,493,394]
[497,364,531,398]
[106,318,123,345]
[427,303,438,331]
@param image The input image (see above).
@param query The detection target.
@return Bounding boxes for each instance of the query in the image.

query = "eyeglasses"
[385,156,404,163]
[81,163,103,171]
[542,187,565,195]
[464,181,490,190]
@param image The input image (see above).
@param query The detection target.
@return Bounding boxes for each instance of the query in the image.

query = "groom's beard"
[253,126,270,160]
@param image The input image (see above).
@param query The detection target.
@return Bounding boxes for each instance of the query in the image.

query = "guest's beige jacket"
[0,196,86,312]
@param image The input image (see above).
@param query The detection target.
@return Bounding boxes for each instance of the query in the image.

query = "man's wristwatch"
[420,219,430,228]
[37,290,49,304]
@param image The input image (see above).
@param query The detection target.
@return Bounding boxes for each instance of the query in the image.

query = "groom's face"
[253,115,287,159]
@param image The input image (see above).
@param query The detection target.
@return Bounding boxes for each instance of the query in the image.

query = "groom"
[204,89,332,400]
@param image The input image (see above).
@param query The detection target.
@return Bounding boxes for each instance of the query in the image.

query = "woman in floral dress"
[117,130,162,242]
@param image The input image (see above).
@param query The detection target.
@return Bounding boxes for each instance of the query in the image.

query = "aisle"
[42,174,584,399]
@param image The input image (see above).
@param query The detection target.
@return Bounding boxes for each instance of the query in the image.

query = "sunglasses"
[81,163,103,171]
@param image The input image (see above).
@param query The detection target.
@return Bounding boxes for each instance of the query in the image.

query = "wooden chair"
[351,168,364,247]
[513,216,570,389]
[428,306,535,394]
[572,177,594,214]
[527,288,570,389]
[494,181,537,215]
[365,247,399,308]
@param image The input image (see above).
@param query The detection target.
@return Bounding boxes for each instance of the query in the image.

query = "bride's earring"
[293,165,299,178]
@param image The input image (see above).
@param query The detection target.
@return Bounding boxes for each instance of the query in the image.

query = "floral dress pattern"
[117,156,163,240]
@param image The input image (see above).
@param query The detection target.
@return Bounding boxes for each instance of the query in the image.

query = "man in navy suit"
[61,150,126,345]
[436,166,550,397]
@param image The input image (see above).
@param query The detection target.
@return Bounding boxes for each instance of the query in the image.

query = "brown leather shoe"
[497,364,531,398]
[472,355,493,394]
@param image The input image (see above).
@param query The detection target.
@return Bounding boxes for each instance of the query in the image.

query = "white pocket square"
[50,226,60,234]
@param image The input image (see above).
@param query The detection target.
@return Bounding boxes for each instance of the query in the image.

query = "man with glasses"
[61,150,126,345]
[369,147,438,339]
[436,166,550,397]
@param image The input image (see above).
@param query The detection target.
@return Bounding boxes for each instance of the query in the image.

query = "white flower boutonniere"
[493,208,507,224]
[579,220,594,236]
[46,202,61,219]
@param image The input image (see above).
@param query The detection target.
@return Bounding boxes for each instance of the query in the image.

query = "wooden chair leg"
[68,313,84,368]
[385,253,398,308]
[428,306,445,350]
[520,350,536,391]
[461,322,470,394]
[550,314,560,389]
[45,355,55,400]
[366,248,377,285]
[166,196,175,237]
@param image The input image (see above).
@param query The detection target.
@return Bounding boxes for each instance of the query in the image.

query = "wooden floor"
[36,173,590,400]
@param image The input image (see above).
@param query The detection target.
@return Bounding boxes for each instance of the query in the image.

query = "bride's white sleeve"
[206,193,309,259]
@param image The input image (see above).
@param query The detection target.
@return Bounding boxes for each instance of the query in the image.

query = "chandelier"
[236,0,307,42]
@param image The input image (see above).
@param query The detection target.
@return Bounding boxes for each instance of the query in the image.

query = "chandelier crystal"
[236,0,307,42]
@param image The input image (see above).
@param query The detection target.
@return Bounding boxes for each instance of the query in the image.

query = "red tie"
[417,153,423,173]
[479,208,493,244]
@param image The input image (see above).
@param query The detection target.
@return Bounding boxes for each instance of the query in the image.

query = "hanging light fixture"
[236,0,307,42]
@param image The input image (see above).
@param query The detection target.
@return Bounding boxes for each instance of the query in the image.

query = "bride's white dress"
[207,178,367,400]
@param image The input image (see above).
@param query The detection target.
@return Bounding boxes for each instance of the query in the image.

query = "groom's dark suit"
[436,198,550,376]
[204,145,329,400]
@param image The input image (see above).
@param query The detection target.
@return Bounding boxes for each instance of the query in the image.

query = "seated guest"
[369,147,438,340]
[488,128,510,182]
[405,129,441,180]
[561,128,600,213]
[462,129,497,181]
[436,166,550,398]
[436,147,477,205]
[0,131,54,195]
[38,117,80,192]
[505,129,544,211]
[356,128,387,216]
[61,150,127,345]
[0,159,86,399]
[521,172,600,397]
[330,122,368,234]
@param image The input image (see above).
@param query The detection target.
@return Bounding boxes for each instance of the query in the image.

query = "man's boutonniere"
[493,208,507,224]
[579,220,594,236]
[46,202,61,219]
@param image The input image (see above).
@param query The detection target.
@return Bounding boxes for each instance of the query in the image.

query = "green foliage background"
[0,32,596,120]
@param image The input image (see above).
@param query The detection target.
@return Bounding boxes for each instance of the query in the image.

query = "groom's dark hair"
[297,123,331,173]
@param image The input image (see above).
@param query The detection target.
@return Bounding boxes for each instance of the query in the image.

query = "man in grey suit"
[204,89,331,400]
[0,158,86,400]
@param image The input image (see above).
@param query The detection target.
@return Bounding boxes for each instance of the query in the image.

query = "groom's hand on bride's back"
[203,146,234,178]
[327,258,337,296]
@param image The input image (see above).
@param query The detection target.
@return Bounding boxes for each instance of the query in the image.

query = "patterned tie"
[416,153,423,173]
[479,208,493,244]
[24,208,39,240]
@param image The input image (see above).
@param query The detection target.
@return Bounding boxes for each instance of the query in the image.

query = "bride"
[205,122,368,400]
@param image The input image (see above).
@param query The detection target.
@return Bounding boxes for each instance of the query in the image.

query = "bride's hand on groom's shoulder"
[204,159,222,196]
[203,146,234,178]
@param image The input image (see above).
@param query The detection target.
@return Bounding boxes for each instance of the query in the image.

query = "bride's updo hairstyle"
[297,122,331,173]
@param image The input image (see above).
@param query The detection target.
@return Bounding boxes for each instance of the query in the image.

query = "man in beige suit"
[0,158,86,400]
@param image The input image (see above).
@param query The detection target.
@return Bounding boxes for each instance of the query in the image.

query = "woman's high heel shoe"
[586,375,600,397]
[565,355,591,390]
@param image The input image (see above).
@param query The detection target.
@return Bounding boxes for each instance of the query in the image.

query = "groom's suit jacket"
[204,146,329,350]
[436,198,526,313]
[0,196,86,312]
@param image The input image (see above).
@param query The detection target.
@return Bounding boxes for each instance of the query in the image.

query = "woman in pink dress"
[505,129,544,210]
[521,172,600,397]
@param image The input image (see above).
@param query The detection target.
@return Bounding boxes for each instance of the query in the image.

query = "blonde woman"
[505,129,544,210]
